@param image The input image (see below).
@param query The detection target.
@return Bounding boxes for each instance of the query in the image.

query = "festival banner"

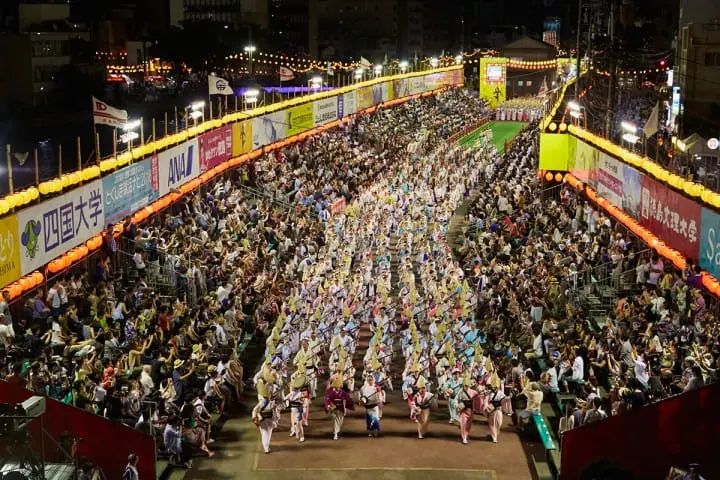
[338,91,356,118]
[408,76,425,95]
[252,111,287,149]
[393,78,410,98]
[231,120,253,156]
[479,57,507,108]
[383,81,393,101]
[17,180,105,276]
[357,86,374,110]
[199,124,232,172]
[700,208,720,278]
[313,97,338,126]
[596,153,624,207]
[571,138,599,186]
[102,158,159,225]
[286,103,315,136]
[622,165,642,219]
[640,175,702,260]
[425,72,449,91]
[156,138,199,197]
[0,214,21,289]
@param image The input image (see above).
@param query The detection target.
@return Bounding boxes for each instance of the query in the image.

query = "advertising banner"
[572,138,599,186]
[640,176,701,260]
[425,72,449,91]
[357,86,374,110]
[596,153,624,207]
[479,57,507,108]
[102,158,159,225]
[700,208,720,278]
[409,76,425,95]
[199,124,232,172]
[252,111,287,149]
[313,97,338,126]
[622,165,642,219]
[338,91,356,118]
[0,215,21,289]
[157,138,199,197]
[231,120,252,156]
[286,103,315,136]
[383,81,393,101]
[393,78,410,98]
[17,180,105,275]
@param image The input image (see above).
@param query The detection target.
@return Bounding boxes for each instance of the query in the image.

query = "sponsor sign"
[252,111,287,149]
[102,159,159,225]
[286,103,315,136]
[338,91,356,118]
[231,120,253,156]
[157,138,199,197]
[622,165,642,219]
[700,208,720,278]
[640,175,701,260]
[313,97,338,125]
[393,78,410,98]
[17,180,105,275]
[357,86,374,110]
[596,153,624,207]
[199,124,232,171]
[409,76,425,95]
[0,215,21,289]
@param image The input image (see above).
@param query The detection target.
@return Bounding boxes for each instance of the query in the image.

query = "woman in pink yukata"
[456,373,483,444]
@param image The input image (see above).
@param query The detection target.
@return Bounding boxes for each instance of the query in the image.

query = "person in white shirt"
[47,285,61,316]
[634,351,650,389]
[215,283,231,305]
[0,320,15,347]
[139,364,155,398]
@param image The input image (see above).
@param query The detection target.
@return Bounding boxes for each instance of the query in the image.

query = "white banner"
[156,138,200,197]
[252,111,287,149]
[409,76,425,95]
[208,75,233,95]
[17,180,105,275]
[313,97,338,125]
[340,91,356,117]
[92,97,128,127]
[597,153,625,207]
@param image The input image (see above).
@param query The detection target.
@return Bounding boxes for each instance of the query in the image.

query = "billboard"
[231,120,252,156]
[596,153,624,207]
[157,138,199,197]
[479,57,507,108]
[199,124,232,172]
[409,76,425,95]
[0,215,21,289]
[338,91,356,118]
[252,111,287,149]
[286,103,315,136]
[102,158,159,225]
[700,208,720,278]
[357,86,374,110]
[17,180,105,275]
[639,175,701,260]
[393,78,410,98]
[313,97,338,125]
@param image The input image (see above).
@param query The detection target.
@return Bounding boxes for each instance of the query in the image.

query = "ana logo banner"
[157,138,199,196]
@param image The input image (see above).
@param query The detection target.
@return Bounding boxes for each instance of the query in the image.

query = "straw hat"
[416,376,427,389]
[331,375,344,389]
[173,359,184,369]
[256,380,269,398]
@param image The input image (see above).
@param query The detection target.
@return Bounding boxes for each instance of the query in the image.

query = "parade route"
[458,121,527,153]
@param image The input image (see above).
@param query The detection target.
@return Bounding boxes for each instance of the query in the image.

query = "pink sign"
[199,124,232,172]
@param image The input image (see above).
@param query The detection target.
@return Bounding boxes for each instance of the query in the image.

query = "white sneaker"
[418,434,423,439]
[264,449,271,454]
[289,430,296,437]
[299,437,305,443]
[462,439,468,445]
[333,434,338,440]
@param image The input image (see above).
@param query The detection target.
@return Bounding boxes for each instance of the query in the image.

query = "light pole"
[120,119,141,153]
[354,68,364,83]
[430,57,439,69]
[399,61,408,74]
[308,76,322,94]
[244,45,256,76]
[373,65,383,78]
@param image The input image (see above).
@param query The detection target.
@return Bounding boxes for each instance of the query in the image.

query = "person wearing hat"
[252,380,278,454]
[324,373,353,440]
[484,372,507,443]
[412,376,434,439]
[285,370,308,443]
[171,359,193,404]
[359,373,383,437]
[457,373,479,444]
[443,368,463,424]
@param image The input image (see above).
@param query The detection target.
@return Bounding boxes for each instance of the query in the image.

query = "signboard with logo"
[596,153,624,207]
[338,91,356,118]
[231,120,253,156]
[409,76,425,95]
[356,86,374,110]
[17,180,105,275]
[157,138,199,197]
[252,111,287,149]
[199,124,232,172]
[393,78,410,98]
[0,215,21,289]
[700,207,720,278]
[102,158,159,225]
[286,103,315,136]
[640,175,701,260]
[313,97,338,125]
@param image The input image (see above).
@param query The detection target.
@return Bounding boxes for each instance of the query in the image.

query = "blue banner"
[102,158,159,225]
[700,207,720,278]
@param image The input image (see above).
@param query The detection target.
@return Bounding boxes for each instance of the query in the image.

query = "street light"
[309,76,323,92]
[373,65,382,77]
[122,119,141,131]
[455,55,463,65]
[243,88,259,109]
[354,68,364,82]
[567,100,581,112]
[430,57,439,68]
[399,61,409,73]
[244,45,257,76]
[621,121,637,133]
[120,119,142,151]
[187,101,205,127]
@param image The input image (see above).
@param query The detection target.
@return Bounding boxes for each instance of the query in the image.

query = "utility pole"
[604,0,616,138]
[574,0,583,99]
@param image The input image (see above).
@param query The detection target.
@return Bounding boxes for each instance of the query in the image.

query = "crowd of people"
[0,81,717,471]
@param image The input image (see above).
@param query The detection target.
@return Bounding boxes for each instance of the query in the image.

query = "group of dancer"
[251,101,523,453]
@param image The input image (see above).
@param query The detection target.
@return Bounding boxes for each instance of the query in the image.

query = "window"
[518,80,524,86]
[526,80,533,86]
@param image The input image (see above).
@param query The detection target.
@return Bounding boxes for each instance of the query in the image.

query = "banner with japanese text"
[640,175,701,260]
[393,78,410,98]
[596,152,624,207]
[156,138,199,197]
[337,91,356,118]
[252,111,287,149]
[408,76,425,95]
[479,57,507,108]
[231,120,253,156]
[17,180,105,276]
[622,164,642,219]
[356,86,374,110]
[102,158,159,225]
[0,215,21,289]
[199,124,232,172]
[286,103,315,136]
[313,97,338,126]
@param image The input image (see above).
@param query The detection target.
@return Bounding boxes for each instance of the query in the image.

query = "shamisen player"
[359,373,383,438]
[411,376,435,439]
